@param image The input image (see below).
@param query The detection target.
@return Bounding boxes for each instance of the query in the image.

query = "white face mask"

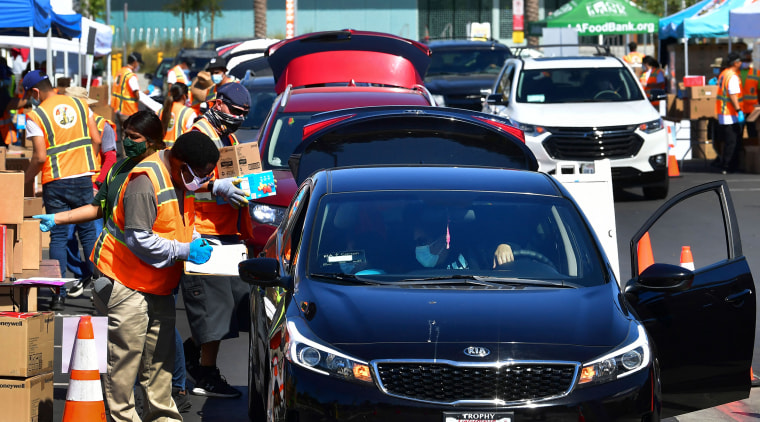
[415,245,440,268]
[182,164,210,192]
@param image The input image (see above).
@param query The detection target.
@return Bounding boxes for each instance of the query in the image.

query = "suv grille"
[542,125,643,160]
[374,361,577,405]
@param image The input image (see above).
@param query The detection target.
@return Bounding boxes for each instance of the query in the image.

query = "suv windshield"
[262,112,313,170]
[428,49,511,76]
[516,67,644,104]
[308,191,607,287]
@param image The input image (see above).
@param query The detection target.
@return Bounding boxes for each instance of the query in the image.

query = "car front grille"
[373,360,577,405]
[542,125,643,160]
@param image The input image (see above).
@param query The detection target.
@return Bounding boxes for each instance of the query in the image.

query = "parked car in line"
[144,57,174,102]
[483,46,670,199]
[240,104,756,422]
[235,74,276,143]
[423,39,512,110]
[247,29,437,256]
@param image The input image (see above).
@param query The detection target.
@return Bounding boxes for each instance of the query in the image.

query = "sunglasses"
[222,100,249,116]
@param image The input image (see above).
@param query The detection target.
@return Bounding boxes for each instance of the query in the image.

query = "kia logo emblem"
[464,346,490,357]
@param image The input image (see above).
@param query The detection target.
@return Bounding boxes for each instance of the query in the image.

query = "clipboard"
[184,241,248,276]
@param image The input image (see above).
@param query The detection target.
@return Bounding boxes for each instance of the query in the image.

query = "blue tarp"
[659,0,750,39]
[0,0,81,38]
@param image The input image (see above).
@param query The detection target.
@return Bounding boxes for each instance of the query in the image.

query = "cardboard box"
[41,231,49,249]
[0,372,54,422]
[91,104,114,122]
[665,94,684,121]
[0,225,5,282]
[690,119,717,159]
[0,312,54,377]
[13,238,23,275]
[0,171,24,225]
[4,158,35,197]
[89,86,110,107]
[22,197,43,218]
[217,142,261,179]
[20,220,40,271]
[5,226,12,279]
[687,86,717,99]
[684,98,716,119]
[0,286,37,312]
[239,170,276,200]
[0,147,5,171]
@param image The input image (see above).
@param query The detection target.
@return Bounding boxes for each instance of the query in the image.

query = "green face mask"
[123,137,148,158]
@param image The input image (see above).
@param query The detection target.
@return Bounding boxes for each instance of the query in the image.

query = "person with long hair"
[160,83,196,147]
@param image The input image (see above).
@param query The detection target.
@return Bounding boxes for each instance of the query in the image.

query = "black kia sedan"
[239,106,755,422]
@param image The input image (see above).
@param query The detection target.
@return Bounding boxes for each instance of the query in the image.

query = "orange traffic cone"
[668,154,681,177]
[680,246,695,271]
[637,232,655,274]
[62,315,107,422]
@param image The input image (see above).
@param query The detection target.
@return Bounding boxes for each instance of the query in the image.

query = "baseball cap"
[22,70,49,92]
[206,56,227,72]
[726,52,741,65]
[128,51,144,64]
[217,83,251,111]
[710,57,723,68]
[64,86,98,105]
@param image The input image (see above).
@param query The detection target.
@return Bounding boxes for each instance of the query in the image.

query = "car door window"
[498,64,515,101]
[281,185,310,272]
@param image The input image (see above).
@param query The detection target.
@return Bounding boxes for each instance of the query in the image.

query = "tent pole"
[29,27,35,71]
[47,29,52,80]
[684,37,689,76]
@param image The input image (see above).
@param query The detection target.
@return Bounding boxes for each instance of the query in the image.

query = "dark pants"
[718,123,743,172]
[42,176,98,297]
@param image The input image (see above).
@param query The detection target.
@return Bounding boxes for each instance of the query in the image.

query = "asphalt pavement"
[44,159,760,422]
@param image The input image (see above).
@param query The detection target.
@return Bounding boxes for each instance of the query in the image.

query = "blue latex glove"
[188,239,213,264]
[33,214,56,232]
[738,110,746,124]
[212,178,249,208]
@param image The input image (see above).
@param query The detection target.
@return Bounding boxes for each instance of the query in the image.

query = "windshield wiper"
[309,272,388,285]
[399,275,572,288]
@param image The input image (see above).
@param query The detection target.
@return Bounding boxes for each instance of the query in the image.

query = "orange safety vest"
[742,64,759,114]
[639,68,666,107]
[623,51,644,66]
[168,65,189,86]
[90,152,195,295]
[716,68,744,118]
[26,94,97,185]
[111,66,139,116]
[190,117,253,240]
[160,102,195,147]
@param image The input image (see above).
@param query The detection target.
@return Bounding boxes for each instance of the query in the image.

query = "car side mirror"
[628,263,693,292]
[144,73,154,80]
[648,89,667,102]
[486,93,506,105]
[238,258,292,289]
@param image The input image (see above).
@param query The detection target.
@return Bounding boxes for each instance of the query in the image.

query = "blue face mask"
[713,68,721,75]
[415,245,440,268]
[211,74,223,85]
[741,62,750,69]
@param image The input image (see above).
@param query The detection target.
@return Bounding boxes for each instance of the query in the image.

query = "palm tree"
[526,0,539,46]
[254,0,267,38]
[165,0,194,41]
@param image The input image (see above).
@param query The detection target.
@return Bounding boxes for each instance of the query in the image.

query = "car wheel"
[643,178,669,200]
[248,295,266,421]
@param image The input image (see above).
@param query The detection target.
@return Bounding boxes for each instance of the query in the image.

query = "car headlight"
[639,118,664,134]
[251,203,286,226]
[512,121,548,137]
[285,319,373,383]
[578,323,651,386]
[431,94,446,107]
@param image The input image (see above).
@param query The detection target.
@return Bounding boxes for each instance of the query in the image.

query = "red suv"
[248,29,436,254]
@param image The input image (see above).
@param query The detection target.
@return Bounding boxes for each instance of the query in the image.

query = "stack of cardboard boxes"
[216,142,277,202]
[0,311,54,421]
[0,150,46,312]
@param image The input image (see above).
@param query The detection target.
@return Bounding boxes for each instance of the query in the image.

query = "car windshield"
[241,81,276,129]
[427,49,510,76]
[263,112,313,170]
[515,67,644,104]
[307,191,607,288]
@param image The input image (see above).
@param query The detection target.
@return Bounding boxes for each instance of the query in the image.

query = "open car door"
[287,106,538,185]
[266,29,432,94]
[624,181,755,418]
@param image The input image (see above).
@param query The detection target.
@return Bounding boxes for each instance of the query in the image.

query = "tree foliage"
[76,0,106,20]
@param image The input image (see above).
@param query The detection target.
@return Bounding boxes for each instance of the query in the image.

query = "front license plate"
[443,412,514,422]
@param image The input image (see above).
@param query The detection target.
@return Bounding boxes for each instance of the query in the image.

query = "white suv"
[483,53,669,199]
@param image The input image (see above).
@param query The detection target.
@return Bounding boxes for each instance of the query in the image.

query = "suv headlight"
[512,121,548,137]
[251,203,286,226]
[639,118,664,134]
[578,323,651,386]
[285,319,373,384]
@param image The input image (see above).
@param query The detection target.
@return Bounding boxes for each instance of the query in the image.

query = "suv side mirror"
[486,93,506,106]
[238,257,293,289]
[626,263,693,293]
[648,89,667,102]
[144,73,154,80]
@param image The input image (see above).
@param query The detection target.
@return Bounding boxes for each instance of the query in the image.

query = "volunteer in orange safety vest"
[740,51,758,138]
[159,83,197,147]
[639,56,666,108]
[167,58,191,90]
[715,52,745,174]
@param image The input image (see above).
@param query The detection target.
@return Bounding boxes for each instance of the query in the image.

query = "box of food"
[216,142,262,179]
[215,170,277,204]
[0,312,54,377]
[0,372,53,422]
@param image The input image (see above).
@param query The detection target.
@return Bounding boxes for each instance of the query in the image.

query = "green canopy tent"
[528,0,660,36]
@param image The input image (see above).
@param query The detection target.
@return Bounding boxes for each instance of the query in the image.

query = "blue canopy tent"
[659,0,750,74]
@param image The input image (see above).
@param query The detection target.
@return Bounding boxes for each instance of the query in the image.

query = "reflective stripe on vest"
[90,153,194,295]
[111,67,139,115]
[170,65,188,85]
[717,68,743,117]
[742,66,759,113]
[29,96,97,183]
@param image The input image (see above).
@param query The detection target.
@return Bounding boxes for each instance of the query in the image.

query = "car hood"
[424,74,497,95]
[508,101,659,128]
[295,281,630,362]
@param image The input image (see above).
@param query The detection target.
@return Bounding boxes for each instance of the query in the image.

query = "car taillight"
[472,116,525,143]
[302,114,356,139]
